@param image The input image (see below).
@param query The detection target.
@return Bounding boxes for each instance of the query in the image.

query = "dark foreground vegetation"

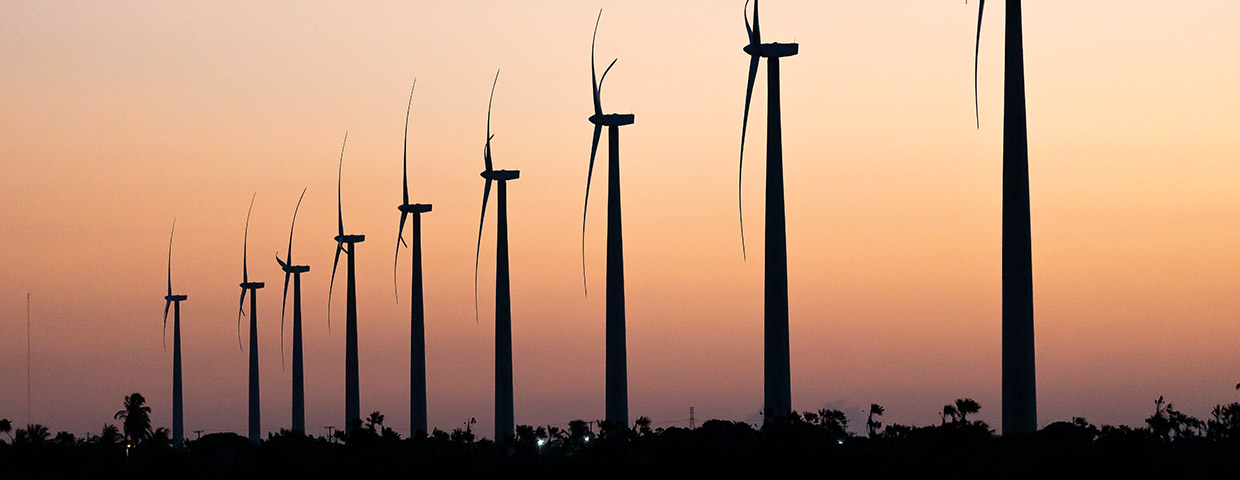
[4,394,1240,478]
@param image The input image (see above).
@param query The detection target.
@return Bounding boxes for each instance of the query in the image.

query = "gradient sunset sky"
[2,1,1239,438]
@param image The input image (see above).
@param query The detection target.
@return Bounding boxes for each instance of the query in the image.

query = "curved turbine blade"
[279,187,305,367]
[582,123,602,296]
[485,70,499,172]
[164,219,175,351]
[475,71,500,324]
[395,210,408,303]
[242,193,254,284]
[403,80,415,207]
[599,59,617,97]
[474,178,493,324]
[746,0,761,47]
[337,133,348,238]
[739,54,759,261]
[277,254,290,370]
[237,288,246,351]
[484,137,494,174]
[591,10,603,116]
[238,193,255,352]
[329,133,347,332]
[328,243,342,333]
[396,80,416,302]
[163,299,171,351]
[288,188,305,267]
[973,0,985,129]
[738,0,762,261]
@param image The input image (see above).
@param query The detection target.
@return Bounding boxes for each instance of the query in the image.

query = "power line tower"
[689,406,695,430]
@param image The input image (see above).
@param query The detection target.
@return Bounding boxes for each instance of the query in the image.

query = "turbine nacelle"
[240,282,266,290]
[589,113,635,127]
[281,264,310,274]
[398,203,433,214]
[481,170,520,181]
[743,42,799,58]
[165,294,188,302]
[335,234,366,244]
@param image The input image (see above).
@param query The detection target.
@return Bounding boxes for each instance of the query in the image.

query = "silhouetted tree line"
[4,391,1240,477]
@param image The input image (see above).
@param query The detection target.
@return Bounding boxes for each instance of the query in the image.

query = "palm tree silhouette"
[114,393,152,445]
[954,398,981,423]
[866,404,884,437]
[18,424,50,444]
[97,424,121,446]
[365,411,385,432]
[942,404,958,425]
[148,427,172,449]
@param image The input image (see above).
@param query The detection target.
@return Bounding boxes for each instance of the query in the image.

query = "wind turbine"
[474,71,520,442]
[973,0,1037,435]
[236,194,265,443]
[738,0,798,423]
[394,80,433,437]
[582,10,635,430]
[162,220,188,448]
[328,133,366,435]
[276,188,309,434]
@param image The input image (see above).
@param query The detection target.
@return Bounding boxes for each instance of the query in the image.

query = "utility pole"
[193,430,204,440]
[27,293,32,425]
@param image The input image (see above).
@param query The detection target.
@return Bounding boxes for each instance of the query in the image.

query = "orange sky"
[2,1,1239,438]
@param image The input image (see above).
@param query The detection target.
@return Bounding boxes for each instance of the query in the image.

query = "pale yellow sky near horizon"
[1,1,1239,437]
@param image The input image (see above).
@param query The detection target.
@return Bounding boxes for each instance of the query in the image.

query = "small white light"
[537,438,546,446]
[837,439,844,445]
[584,436,590,443]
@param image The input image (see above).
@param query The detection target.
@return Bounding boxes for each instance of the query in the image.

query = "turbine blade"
[278,256,290,371]
[238,287,246,351]
[165,219,175,351]
[328,243,342,333]
[288,187,306,266]
[242,193,255,284]
[739,54,759,260]
[279,187,304,368]
[582,123,602,296]
[337,132,348,238]
[403,80,415,206]
[163,300,171,352]
[474,178,492,324]
[592,9,603,115]
[973,0,985,129]
[599,59,617,95]
[744,0,753,45]
[745,0,752,40]
[167,220,175,297]
[395,210,408,303]
[485,70,499,172]
[484,137,495,173]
